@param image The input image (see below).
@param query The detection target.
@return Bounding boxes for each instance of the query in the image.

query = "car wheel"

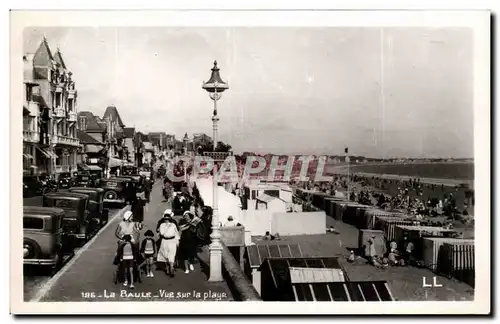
[23,238,41,260]
[52,247,64,274]
[105,190,118,201]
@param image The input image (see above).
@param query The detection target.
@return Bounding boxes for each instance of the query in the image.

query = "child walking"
[141,230,157,278]
[118,234,137,288]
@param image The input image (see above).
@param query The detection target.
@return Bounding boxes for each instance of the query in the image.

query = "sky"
[23,27,473,158]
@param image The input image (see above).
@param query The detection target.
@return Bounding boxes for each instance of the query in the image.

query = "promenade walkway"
[32,180,232,302]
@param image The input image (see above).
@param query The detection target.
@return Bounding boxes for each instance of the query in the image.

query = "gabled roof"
[77,130,104,145]
[78,111,106,132]
[32,37,54,67]
[53,49,66,69]
[123,127,135,138]
[103,106,125,127]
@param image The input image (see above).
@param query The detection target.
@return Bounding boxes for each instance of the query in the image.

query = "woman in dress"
[157,214,180,277]
[178,211,201,274]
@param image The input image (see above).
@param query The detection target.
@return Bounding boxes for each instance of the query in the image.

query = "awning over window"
[34,145,57,159]
[85,144,104,153]
[88,165,102,171]
[108,157,123,168]
[78,163,89,171]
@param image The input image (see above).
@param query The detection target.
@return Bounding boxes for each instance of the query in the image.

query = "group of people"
[296,173,473,219]
[348,235,416,269]
[113,176,211,288]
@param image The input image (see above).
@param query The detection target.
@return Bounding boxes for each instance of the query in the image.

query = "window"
[23,217,44,230]
[25,84,33,102]
[53,199,78,210]
[79,116,87,131]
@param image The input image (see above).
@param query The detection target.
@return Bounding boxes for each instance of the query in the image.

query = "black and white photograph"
[10,10,490,315]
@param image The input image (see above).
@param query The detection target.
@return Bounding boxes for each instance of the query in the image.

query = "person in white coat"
[157,215,180,277]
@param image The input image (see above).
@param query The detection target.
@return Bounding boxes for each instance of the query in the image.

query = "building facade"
[123,127,136,164]
[23,37,80,177]
[77,112,107,167]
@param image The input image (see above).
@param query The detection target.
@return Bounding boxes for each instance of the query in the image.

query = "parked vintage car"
[87,165,104,187]
[101,177,135,208]
[122,175,145,192]
[23,206,66,270]
[68,187,109,231]
[42,192,91,245]
[23,175,45,197]
[74,171,94,187]
[58,172,74,189]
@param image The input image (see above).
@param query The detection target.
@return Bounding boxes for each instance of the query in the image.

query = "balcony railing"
[68,111,77,122]
[23,130,39,143]
[54,107,65,118]
[52,135,79,146]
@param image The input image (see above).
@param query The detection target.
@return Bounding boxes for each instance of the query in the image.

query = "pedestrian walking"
[140,230,157,278]
[115,210,143,248]
[117,234,138,288]
[144,177,152,203]
[131,194,146,224]
[157,214,180,277]
[178,211,200,274]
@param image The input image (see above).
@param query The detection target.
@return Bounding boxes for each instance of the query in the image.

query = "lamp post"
[183,133,189,183]
[202,60,229,282]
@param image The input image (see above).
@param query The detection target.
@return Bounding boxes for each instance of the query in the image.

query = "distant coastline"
[325,161,474,186]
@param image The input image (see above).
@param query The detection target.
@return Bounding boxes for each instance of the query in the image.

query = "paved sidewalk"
[36,181,232,302]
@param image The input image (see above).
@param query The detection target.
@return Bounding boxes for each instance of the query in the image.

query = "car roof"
[69,187,104,192]
[44,192,90,199]
[106,177,133,181]
[24,206,65,217]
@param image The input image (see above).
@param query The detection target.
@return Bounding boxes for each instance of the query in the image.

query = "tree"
[196,140,232,155]
[215,141,232,153]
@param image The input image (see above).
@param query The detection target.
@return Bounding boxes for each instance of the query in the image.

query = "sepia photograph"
[10,10,490,315]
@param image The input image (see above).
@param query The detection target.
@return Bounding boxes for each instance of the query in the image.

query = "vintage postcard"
[10,10,490,315]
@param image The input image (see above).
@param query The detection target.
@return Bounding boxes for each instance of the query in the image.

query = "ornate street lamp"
[202,60,229,282]
[183,132,189,156]
[183,132,189,182]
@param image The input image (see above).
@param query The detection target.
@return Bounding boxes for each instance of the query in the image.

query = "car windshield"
[45,199,80,217]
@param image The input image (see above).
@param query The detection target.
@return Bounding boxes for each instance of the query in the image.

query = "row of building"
[22,37,216,179]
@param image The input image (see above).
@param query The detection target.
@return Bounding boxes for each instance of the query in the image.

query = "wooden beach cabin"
[258,257,394,301]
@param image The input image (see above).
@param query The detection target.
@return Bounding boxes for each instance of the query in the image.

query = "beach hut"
[311,192,333,211]
[258,257,394,301]
[354,208,396,230]
[373,216,413,242]
[245,243,303,295]
[438,242,475,287]
[422,237,474,272]
[394,225,457,247]
[342,203,370,226]
[324,197,346,218]
[394,225,458,261]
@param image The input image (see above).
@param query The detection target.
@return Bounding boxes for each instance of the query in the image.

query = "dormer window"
[79,116,87,131]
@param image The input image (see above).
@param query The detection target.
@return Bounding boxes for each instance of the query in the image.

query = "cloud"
[23,27,473,158]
